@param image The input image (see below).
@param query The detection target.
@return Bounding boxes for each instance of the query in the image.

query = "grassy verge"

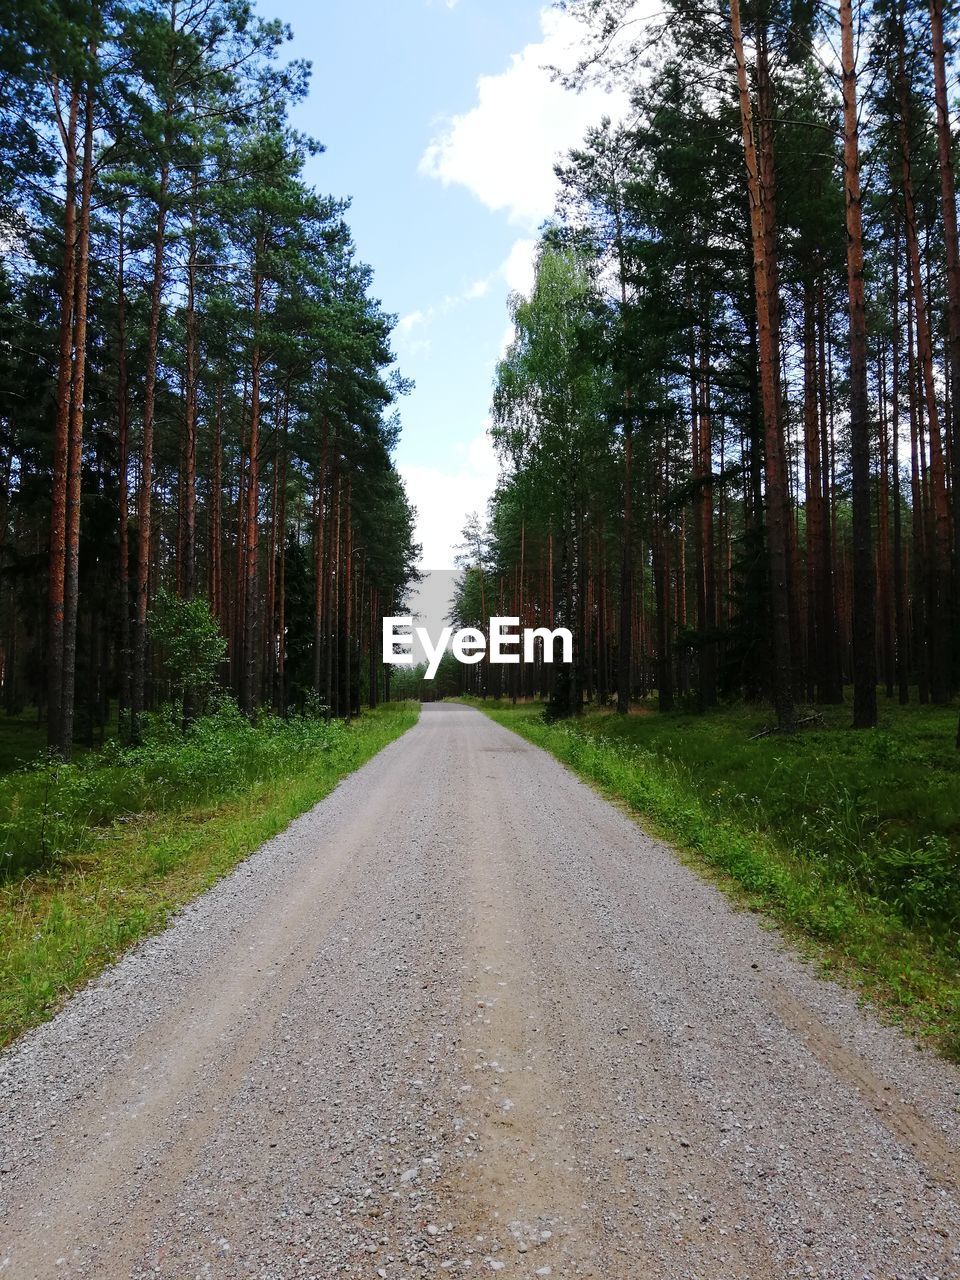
[0,701,418,1048]
[466,697,960,1056]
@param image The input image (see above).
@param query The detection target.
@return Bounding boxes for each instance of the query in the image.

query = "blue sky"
[278,0,626,568]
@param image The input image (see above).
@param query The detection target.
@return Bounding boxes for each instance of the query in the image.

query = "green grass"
[466,696,960,1056]
[0,701,418,1047]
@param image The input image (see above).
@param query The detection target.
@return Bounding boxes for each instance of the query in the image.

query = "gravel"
[1,701,959,1279]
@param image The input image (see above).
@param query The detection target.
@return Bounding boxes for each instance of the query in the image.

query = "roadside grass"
[0,701,418,1048]
[465,696,960,1056]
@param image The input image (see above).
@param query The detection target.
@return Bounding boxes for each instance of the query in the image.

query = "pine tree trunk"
[757,27,802,701]
[276,404,288,713]
[210,383,223,628]
[729,0,794,729]
[654,525,673,713]
[132,154,170,740]
[891,222,909,704]
[325,466,339,717]
[343,478,352,722]
[614,209,633,715]
[312,418,328,694]
[265,448,278,704]
[877,348,894,696]
[241,268,263,721]
[654,437,674,713]
[59,65,96,760]
[182,170,199,602]
[907,273,929,701]
[896,9,951,703]
[840,0,877,728]
[231,372,249,689]
[575,502,586,713]
[929,0,960,703]
[368,586,378,709]
[691,316,716,709]
[802,282,822,700]
[816,276,842,702]
[116,206,132,734]
[47,80,79,755]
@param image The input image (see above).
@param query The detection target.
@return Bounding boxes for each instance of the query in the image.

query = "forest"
[5,7,960,1264]
[1,0,419,762]
[3,0,960,1048]
[447,0,960,750]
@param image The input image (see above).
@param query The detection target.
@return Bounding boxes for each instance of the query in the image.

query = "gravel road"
[2,702,960,1279]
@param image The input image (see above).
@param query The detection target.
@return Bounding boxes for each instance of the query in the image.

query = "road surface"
[2,702,959,1279]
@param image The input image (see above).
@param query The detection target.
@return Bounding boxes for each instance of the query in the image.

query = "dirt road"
[2,703,959,1279]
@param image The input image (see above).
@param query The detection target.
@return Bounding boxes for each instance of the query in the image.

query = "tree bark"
[906,268,929,701]
[116,205,132,733]
[877,347,894,697]
[891,221,909,704]
[240,266,263,720]
[343,476,352,722]
[132,153,170,739]
[210,382,223,627]
[182,168,199,602]
[729,0,794,729]
[895,8,951,703]
[929,0,960,686]
[46,79,79,755]
[324,464,339,716]
[276,401,288,713]
[60,63,96,759]
[802,282,824,700]
[617,428,633,713]
[312,417,329,695]
[840,0,877,728]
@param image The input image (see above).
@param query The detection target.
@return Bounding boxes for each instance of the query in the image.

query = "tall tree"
[840,0,878,727]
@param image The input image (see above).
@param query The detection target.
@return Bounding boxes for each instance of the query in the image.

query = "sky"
[279,0,628,571]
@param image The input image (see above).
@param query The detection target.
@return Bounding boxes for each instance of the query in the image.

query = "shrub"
[0,701,354,881]
[148,589,227,724]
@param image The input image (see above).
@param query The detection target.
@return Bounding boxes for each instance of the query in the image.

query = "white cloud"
[501,237,538,297]
[419,6,631,226]
[496,321,516,362]
[399,429,499,568]
[395,309,434,357]
[394,277,494,357]
[397,310,426,334]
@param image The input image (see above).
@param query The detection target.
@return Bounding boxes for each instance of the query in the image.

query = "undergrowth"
[1,698,379,881]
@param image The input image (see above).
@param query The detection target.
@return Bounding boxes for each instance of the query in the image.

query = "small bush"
[148,589,228,722]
